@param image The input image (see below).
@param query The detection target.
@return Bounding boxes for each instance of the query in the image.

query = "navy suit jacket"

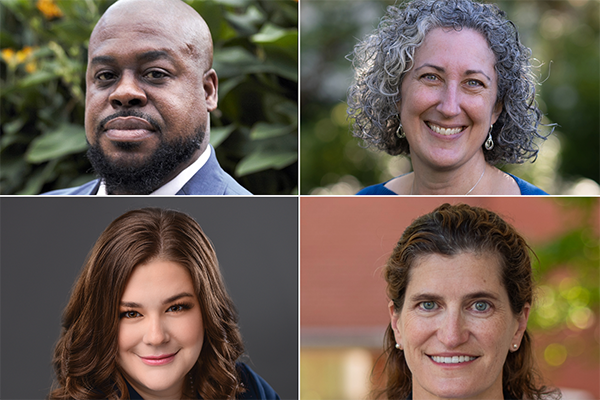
[42,146,251,195]
[125,363,280,400]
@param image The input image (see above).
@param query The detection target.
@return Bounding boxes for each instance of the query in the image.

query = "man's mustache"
[96,111,162,137]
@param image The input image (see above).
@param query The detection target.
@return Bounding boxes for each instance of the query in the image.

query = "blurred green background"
[301,0,599,195]
[1,0,298,195]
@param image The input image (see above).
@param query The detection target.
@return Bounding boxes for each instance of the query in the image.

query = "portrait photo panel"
[1,196,298,399]
[300,196,599,400]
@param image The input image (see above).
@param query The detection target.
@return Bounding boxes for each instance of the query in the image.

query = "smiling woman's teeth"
[431,355,476,364]
[427,122,464,136]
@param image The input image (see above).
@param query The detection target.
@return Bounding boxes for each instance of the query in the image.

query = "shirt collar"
[95,145,211,195]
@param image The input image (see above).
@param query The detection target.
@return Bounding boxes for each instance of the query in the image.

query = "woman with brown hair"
[49,207,279,400]
[381,203,559,399]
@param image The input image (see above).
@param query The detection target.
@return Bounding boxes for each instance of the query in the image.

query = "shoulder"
[237,363,280,400]
[356,182,398,195]
[508,174,548,195]
[180,148,252,195]
[41,179,100,195]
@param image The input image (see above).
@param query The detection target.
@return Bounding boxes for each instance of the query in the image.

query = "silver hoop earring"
[396,123,405,139]
[484,125,494,150]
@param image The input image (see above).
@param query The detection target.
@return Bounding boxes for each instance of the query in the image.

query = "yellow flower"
[37,0,63,20]
[16,46,34,63]
[2,48,15,61]
[25,62,37,73]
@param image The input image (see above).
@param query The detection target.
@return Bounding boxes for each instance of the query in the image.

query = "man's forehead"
[90,0,212,52]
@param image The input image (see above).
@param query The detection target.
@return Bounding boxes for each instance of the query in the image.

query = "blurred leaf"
[210,124,236,148]
[26,123,87,163]
[224,5,264,36]
[17,70,57,88]
[236,149,297,176]
[212,0,250,6]
[250,122,294,140]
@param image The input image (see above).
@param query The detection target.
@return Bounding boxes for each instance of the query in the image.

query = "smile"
[429,355,478,364]
[139,351,178,366]
[426,122,465,136]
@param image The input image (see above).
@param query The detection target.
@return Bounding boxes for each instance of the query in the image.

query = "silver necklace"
[411,167,486,195]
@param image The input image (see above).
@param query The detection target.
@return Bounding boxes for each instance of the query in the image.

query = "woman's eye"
[473,301,490,312]
[420,301,437,310]
[121,311,141,319]
[422,74,438,82]
[167,303,190,313]
[466,79,484,87]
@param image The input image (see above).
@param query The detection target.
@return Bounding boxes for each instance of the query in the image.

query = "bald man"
[44,0,251,195]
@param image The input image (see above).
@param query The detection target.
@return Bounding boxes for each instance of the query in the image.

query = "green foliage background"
[301,0,599,195]
[1,0,298,195]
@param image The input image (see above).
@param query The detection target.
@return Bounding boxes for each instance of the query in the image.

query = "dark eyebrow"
[90,51,175,67]
[415,63,491,82]
[409,291,499,303]
[136,50,175,64]
[90,55,117,67]
[120,292,194,308]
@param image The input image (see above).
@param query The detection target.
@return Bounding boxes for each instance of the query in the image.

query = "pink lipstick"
[139,352,177,366]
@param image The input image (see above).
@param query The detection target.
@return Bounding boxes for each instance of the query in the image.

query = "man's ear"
[204,69,218,112]
[389,301,403,349]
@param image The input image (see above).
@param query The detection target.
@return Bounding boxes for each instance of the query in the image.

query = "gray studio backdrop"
[0,197,298,400]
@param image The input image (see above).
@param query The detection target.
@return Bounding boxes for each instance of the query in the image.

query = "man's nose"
[108,71,147,108]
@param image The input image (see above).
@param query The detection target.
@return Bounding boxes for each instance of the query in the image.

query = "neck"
[410,155,489,195]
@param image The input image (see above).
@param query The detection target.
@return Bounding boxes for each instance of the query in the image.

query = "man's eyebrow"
[90,55,117,66]
[120,292,194,308]
[415,63,491,82]
[89,51,175,67]
[136,50,175,64]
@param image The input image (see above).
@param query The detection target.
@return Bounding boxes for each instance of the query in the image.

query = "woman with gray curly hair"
[348,0,551,195]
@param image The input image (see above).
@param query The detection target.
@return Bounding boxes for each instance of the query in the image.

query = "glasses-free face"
[397,27,502,173]
[85,5,217,193]
[118,259,204,399]
[390,252,529,400]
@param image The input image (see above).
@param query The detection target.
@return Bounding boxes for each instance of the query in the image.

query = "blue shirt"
[356,173,548,195]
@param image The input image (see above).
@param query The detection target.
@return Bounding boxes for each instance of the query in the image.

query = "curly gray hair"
[347,0,550,165]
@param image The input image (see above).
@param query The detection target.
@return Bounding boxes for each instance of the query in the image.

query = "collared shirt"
[96,145,211,195]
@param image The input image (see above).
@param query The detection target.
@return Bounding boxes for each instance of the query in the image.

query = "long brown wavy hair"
[49,208,245,400]
[377,203,559,400]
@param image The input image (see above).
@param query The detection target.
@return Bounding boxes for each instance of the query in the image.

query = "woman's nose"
[437,310,469,348]
[109,71,147,108]
[143,317,170,345]
[436,83,461,118]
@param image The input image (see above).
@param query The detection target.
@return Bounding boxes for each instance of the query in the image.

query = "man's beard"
[87,114,204,194]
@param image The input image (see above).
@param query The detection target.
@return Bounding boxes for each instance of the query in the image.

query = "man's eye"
[420,301,436,310]
[96,72,116,81]
[473,301,490,312]
[145,70,167,79]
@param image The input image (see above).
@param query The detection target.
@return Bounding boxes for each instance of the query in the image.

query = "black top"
[125,363,280,400]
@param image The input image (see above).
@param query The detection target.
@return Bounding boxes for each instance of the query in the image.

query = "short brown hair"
[50,208,244,399]
[379,203,557,400]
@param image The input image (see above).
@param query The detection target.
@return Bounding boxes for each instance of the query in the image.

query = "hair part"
[50,208,244,400]
[348,0,553,165]
[376,203,558,400]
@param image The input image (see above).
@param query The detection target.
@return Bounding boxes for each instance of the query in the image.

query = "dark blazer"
[42,146,251,195]
[125,363,280,400]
